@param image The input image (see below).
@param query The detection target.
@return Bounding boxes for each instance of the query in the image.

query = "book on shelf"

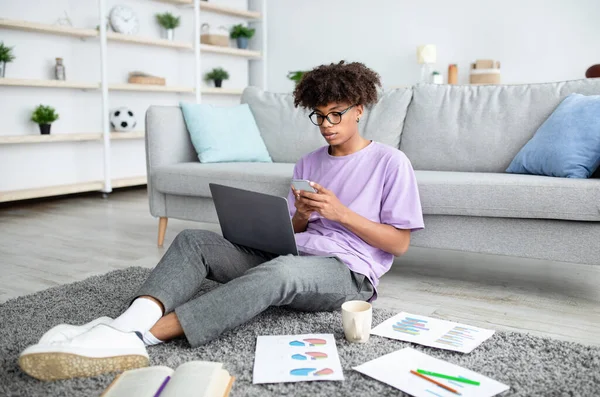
[101,361,234,397]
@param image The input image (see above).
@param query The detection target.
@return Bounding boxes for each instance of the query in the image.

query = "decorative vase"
[55,58,66,81]
[162,28,174,41]
[236,37,248,49]
[39,124,51,135]
[448,64,458,84]
[214,79,222,88]
[0,61,5,78]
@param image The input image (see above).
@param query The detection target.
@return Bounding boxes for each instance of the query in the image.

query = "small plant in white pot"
[0,42,15,78]
[205,67,229,88]
[156,12,180,41]
[31,105,59,135]
[230,24,255,49]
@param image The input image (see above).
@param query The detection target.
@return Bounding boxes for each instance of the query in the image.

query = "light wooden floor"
[1,188,599,347]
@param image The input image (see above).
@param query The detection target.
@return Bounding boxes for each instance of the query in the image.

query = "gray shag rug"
[1,267,599,397]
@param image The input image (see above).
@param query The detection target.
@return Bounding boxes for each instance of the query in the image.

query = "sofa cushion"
[401,79,600,172]
[241,86,412,163]
[362,88,413,148]
[506,93,600,178]
[179,102,272,163]
[153,162,295,199]
[416,170,600,221]
[154,164,600,222]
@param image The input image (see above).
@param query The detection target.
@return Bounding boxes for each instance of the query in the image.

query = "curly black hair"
[293,60,381,109]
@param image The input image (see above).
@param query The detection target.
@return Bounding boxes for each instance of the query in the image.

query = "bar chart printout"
[392,316,430,336]
[435,326,479,349]
[371,313,495,353]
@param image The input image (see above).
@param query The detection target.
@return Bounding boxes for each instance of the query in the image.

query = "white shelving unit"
[0,18,98,38]
[0,0,267,202]
[0,176,148,203]
[198,1,261,19]
[0,78,247,95]
[0,131,145,145]
[106,31,194,50]
[200,43,261,58]
[0,78,99,90]
[155,0,261,19]
[108,83,195,93]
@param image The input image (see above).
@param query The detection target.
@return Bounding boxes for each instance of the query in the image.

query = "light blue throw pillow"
[506,93,600,178]
[180,102,272,163]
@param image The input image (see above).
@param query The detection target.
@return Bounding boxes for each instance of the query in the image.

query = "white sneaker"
[38,316,113,344]
[19,323,149,381]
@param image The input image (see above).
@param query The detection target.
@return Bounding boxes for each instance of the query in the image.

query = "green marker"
[416,369,480,386]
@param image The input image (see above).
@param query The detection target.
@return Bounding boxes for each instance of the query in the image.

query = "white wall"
[0,0,250,191]
[266,0,600,93]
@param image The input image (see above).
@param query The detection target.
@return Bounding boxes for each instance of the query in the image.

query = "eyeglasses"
[308,104,356,126]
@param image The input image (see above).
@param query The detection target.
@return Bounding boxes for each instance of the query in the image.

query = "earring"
[356,118,360,123]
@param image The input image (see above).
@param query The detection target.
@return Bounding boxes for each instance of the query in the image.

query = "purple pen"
[153,375,171,397]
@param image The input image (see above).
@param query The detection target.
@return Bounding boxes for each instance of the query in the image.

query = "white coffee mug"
[341,300,372,343]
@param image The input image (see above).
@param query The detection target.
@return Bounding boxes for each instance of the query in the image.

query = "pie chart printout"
[289,338,327,347]
[253,334,344,383]
[290,368,335,376]
[291,352,328,360]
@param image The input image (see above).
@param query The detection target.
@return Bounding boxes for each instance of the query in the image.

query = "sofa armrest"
[145,106,197,217]
[145,105,197,170]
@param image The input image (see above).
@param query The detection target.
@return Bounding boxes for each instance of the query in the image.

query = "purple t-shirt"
[287,141,424,299]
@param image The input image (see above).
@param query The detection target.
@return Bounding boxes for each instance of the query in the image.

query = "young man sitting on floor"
[19,61,424,381]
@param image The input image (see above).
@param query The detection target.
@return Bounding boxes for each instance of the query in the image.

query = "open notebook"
[101,361,234,397]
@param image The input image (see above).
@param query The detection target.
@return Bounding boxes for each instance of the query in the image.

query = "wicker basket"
[200,34,229,47]
[128,74,166,86]
[200,23,229,47]
[469,59,501,85]
[469,71,501,85]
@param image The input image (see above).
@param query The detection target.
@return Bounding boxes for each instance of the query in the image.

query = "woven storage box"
[469,70,501,84]
[200,34,229,47]
[200,23,229,47]
[470,59,501,85]
[128,75,166,85]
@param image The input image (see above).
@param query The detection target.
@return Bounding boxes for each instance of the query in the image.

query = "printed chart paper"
[354,347,509,397]
[253,334,344,384]
[371,312,494,353]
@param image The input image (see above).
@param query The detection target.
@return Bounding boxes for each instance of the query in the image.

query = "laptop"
[209,183,300,256]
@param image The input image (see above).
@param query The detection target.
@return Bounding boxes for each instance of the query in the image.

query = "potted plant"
[156,12,180,41]
[287,70,308,86]
[31,105,59,135]
[0,42,15,78]
[205,67,229,88]
[230,24,255,49]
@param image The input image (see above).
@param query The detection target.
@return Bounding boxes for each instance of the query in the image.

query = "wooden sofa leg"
[158,217,168,247]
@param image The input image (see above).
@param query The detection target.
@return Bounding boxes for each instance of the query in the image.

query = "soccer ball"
[110,107,137,132]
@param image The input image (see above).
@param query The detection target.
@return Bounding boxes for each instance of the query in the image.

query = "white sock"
[142,330,164,346]
[111,297,163,334]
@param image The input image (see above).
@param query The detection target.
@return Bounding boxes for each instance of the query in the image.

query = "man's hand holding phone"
[291,180,317,220]
[291,180,349,223]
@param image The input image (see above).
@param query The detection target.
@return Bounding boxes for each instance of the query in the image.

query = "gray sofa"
[146,79,600,266]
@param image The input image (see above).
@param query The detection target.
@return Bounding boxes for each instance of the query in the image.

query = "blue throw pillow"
[180,102,272,163]
[506,93,600,178]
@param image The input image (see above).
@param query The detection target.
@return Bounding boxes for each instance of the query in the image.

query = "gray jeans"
[135,229,374,347]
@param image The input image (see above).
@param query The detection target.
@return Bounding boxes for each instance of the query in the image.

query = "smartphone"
[292,179,317,193]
